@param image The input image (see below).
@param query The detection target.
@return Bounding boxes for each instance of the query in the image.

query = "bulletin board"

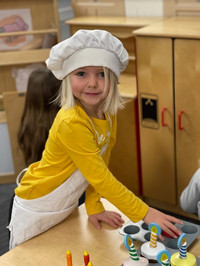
[0,9,33,51]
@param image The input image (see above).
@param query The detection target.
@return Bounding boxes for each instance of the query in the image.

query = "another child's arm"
[143,207,182,241]
[88,211,124,230]
[180,168,200,214]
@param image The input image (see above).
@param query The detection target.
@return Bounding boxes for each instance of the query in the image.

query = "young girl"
[18,67,62,166]
[8,29,182,250]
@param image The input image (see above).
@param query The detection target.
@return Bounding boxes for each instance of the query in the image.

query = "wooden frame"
[72,0,125,16]
[0,0,60,97]
[163,0,200,16]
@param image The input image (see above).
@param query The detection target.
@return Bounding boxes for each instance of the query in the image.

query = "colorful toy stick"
[66,250,73,266]
[171,233,196,265]
[87,262,93,266]
[84,250,90,266]
[149,223,161,248]
[124,234,139,261]
[141,223,165,260]
[157,250,171,266]
[129,243,140,261]
[177,233,187,259]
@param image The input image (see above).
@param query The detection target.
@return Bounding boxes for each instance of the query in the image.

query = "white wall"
[125,0,164,17]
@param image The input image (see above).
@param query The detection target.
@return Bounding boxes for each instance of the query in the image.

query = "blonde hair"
[58,67,124,115]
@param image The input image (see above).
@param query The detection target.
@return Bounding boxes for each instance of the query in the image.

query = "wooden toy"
[122,234,149,266]
[140,223,166,261]
[66,250,73,266]
[66,250,91,266]
[120,219,200,265]
[84,251,90,266]
[170,234,197,266]
[157,250,171,266]
[119,219,200,251]
[119,220,148,242]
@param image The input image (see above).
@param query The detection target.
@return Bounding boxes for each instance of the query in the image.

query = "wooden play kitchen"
[120,219,200,265]
[134,16,200,218]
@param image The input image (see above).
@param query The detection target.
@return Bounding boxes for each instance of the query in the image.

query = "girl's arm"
[143,207,182,241]
[58,113,182,237]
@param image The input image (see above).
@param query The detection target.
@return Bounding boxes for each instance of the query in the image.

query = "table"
[0,200,129,265]
[0,199,200,266]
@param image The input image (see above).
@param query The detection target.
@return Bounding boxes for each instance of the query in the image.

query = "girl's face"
[69,66,110,118]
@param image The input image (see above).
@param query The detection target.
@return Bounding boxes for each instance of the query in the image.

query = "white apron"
[8,114,112,250]
[8,169,88,250]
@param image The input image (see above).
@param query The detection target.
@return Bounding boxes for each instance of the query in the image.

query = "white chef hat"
[46,29,129,80]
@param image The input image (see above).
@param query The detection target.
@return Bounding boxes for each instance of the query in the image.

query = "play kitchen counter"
[134,16,200,220]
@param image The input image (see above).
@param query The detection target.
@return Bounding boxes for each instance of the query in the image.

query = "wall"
[57,0,74,40]
[125,0,164,17]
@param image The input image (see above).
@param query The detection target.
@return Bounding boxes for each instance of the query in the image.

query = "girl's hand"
[143,207,183,241]
[88,210,124,230]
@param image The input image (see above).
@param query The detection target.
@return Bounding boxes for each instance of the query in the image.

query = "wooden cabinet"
[136,36,176,204]
[134,17,200,219]
[109,99,140,196]
[71,0,125,16]
[163,0,200,16]
[175,39,200,200]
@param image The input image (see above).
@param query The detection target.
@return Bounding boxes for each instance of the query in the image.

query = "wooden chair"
[2,91,26,183]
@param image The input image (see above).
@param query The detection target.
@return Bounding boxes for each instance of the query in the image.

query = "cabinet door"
[136,37,176,204]
[175,39,200,201]
[109,100,139,196]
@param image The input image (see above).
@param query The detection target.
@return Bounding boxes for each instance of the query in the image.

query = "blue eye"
[76,71,86,77]
[99,72,105,78]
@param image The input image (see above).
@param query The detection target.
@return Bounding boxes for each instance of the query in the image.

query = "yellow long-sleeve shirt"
[15,105,148,222]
